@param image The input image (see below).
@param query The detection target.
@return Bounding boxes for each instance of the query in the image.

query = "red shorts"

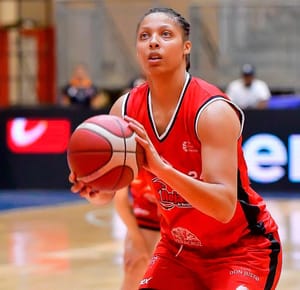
[139,231,282,290]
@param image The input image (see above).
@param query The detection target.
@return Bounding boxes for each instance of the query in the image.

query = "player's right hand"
[124,115,167,176]
[69,171,115,205]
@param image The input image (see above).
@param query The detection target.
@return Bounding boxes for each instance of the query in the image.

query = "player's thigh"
[140,228,160,254]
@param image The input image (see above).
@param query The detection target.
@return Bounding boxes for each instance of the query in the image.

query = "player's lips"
[148,53,162,62]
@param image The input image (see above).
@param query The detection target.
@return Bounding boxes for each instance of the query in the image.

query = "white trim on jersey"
[148,72,191,140]
[195,98,245,141]
[121,92,130,118]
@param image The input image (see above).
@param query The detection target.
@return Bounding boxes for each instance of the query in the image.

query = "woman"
[71,7,282,290]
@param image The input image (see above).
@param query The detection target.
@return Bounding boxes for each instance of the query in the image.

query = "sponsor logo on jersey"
[7,118,70,153]
[152,177,192,210]
[182,141,199,153]
[171,227,202,247]
[149,255,159,266]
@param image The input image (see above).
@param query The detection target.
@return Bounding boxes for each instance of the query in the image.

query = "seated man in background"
[61,64,110,110]
[226,63,271,109]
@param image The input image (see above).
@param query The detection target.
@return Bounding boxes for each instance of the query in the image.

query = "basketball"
[67,115,144,191]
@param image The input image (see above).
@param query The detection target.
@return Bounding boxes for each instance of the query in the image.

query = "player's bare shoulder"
[197,99,241,141]
[109,93,128,117]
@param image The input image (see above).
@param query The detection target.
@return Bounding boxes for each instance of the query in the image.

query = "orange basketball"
[67,115,144,191]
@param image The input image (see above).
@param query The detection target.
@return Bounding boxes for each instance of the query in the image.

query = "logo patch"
[152,177,192,210]
[230,268,260,282]
[182,141,199,153]
[140,277,152,285]
[171,227,202,247]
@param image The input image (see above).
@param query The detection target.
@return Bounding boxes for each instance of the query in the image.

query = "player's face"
[136,13,191,75]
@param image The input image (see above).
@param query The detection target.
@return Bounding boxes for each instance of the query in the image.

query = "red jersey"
[123,73,278,252]
[130,170,160,231]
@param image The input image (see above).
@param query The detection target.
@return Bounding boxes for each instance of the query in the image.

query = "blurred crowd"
[57,62,300,112]
[58,63,147,112]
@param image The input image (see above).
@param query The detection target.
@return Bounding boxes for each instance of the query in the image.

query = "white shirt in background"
[226,78,271,109]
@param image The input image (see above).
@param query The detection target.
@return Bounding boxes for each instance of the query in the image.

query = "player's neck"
[148,70,188,105]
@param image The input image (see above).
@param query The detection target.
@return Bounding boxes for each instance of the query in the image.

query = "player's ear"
[184,40,192,55]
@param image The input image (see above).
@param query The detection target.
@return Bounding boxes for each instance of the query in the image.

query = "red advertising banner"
[7,118,71,154]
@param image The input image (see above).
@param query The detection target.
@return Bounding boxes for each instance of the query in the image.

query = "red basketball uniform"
[130,170,160,231]
[123,73,282,290]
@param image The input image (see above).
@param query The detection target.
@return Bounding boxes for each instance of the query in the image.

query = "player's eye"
[162,30,172,38]
[139,32,149,40]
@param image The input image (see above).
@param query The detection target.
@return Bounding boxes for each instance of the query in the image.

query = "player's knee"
[125,259,148,274]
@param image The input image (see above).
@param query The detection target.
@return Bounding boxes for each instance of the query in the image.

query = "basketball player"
[70,7,282,290]
[114,171,160,290]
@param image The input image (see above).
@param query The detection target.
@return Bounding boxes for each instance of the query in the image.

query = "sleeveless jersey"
[123,73,278,252]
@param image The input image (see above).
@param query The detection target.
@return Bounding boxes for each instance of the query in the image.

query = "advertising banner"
[0,107,299,192]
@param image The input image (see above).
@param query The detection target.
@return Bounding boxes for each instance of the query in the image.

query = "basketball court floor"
[0,190,299,290]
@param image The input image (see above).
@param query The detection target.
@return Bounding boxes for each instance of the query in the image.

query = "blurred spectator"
[122,75,146,95]
[60,64,110,109]
[226,64,271,109]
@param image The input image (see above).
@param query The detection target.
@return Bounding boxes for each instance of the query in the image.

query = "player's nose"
[149,34,160,48]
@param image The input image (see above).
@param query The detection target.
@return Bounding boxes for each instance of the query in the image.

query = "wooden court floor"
[0,194,300,290]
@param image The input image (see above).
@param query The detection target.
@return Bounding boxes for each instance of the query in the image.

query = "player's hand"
[69,171,91,195]
[81,190,115,205]
[69,172,115,205]
[124,115,168,175]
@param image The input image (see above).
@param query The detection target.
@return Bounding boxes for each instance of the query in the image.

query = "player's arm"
[114,186,156,250]
[109,94,127,117]
[125,100,240,223]
[114,187,143,237]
